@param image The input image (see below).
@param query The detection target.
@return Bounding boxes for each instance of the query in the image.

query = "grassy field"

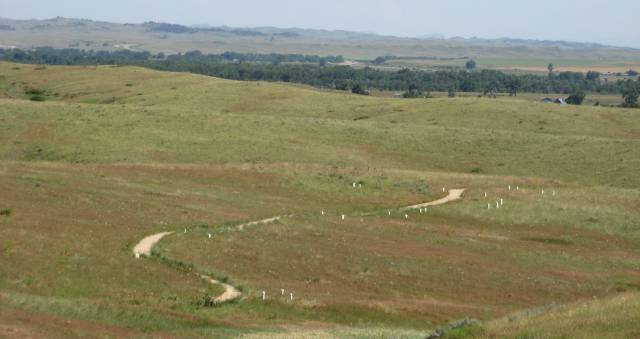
[0,62,639,337]
[479,292,640,338]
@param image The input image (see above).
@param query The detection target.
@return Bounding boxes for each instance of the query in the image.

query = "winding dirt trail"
[132,190,465,305]
[236,215,286,231]
[200,274,242,304]
[133,231,174,257]
[132,216,285,304]
[403,189,465,210]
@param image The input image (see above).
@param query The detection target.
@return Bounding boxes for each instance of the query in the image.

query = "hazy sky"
[1,0,639,48]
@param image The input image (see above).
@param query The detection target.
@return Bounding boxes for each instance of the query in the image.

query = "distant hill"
[1,17,640,62]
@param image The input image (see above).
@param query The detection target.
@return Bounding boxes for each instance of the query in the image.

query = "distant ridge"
[1,17,639,60]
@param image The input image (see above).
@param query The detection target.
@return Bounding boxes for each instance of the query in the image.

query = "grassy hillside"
[0,62,639,337]
[479,292,640,338]
[2,17,640,72]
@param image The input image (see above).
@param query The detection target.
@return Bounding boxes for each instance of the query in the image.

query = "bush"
[566,92,586,105]
[351,84,369,96]
[402,89,424,98]
[25,88,46,95]
[425,317,482,339]
[29,95,46,102]
[0,208,12,217]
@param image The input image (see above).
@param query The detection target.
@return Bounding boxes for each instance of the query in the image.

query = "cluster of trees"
[1,47,638,102]
[147,54,629,96]
[0,47,343,67]
[167,50,344,65]
[0,47,153,65]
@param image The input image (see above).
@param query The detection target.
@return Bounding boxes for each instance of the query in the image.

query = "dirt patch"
[403,189,465,210]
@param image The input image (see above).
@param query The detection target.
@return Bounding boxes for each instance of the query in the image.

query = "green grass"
[0,63,638,187]
[0,62,639,337]
[479,292,640,338]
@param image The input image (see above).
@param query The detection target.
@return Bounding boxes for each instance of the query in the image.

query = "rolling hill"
[0,62,639,337]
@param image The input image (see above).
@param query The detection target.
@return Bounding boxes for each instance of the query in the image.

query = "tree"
[402,84,424,98]
[465,60,476,71]
[373,56,386,65]
[586,71,600,81]
[621,80,639,108]
[508,78,522,96]
[548,63,555,73]
[483,82,498,98]
[566,91,586,105]
[627,69,639,76]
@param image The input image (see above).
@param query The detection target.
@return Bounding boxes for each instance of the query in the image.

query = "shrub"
[351,84,369,96]
[402,89,424,98]
[566,91,586,105]
[25,88,46,95]
[29,95,46,102]
[0,208,12,217]
[425,317,482,339]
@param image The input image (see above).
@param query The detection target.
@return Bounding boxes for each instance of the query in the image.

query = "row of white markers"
[486,185,556,210]
[322,207,429,221]
[261,289,294,301]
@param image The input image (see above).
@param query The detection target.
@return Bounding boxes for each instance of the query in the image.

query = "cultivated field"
[0,62,639,337]
[378,57,640,75]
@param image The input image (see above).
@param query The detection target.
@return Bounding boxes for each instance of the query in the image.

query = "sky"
[1,0,639,48]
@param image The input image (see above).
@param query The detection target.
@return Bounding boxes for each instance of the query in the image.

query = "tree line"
[1,47,638,100]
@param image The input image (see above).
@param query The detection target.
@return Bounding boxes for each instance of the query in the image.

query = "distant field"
[380,57,640,75]
[369,90,625,106]
[0,62,639,337]
[3,17,640,65]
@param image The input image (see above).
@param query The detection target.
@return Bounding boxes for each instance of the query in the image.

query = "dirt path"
[132,190,465,305]
[403,189,465,210]
[133,231,174,257]
[236,215,286,231]
[199,274,242,304]
[132,216,285,304]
